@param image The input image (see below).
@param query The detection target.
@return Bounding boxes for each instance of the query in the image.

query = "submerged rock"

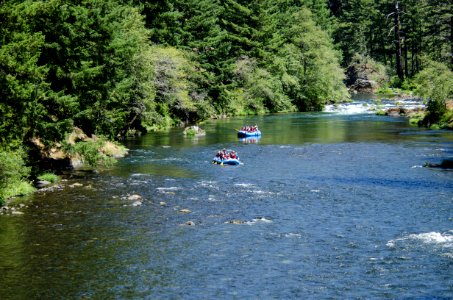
[127,194,142,201]
[384,107,425,117]
[227,219,246,225]
[424,159,453,169]
[35,180,51,189]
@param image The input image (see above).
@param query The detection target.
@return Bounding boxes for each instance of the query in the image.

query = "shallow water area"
[0,102,452,299]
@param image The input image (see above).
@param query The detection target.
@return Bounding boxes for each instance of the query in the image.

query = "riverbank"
[381,99,453,130]
[0,128,129,208]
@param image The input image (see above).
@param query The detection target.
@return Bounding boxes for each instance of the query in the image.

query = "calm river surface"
[1,107,452,299]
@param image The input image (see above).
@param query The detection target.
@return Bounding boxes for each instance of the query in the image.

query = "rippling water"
[1,108,452,299]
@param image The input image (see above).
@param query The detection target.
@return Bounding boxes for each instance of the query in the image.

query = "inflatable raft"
[212,157,241,165]
[237,130,261,137]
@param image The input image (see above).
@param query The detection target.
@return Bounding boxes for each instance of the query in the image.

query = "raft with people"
[237,125,261,137]
[212,149,241,165]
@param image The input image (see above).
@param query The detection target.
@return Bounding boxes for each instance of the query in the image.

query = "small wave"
[162,157,184,161]
[284,233,302,238]
[198,180,217,186]
[246,217,273,225]
[156,187,179,190]
[249,190,272,195]
[324,99,424,115]
[407,232,453,245]
[156,187,180,193]
[386,240,396,248]
[324,103,375,114]
[130,173,149,177]
[234,183,255,187]
[387,231,453,249]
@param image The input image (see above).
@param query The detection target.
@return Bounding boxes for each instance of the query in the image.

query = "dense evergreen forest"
[1,0,452,202]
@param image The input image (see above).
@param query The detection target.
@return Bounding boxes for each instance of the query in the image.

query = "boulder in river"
[127,194,142,201]
[424,159,453,169]
[183,126,205,136]
[384,107,425,117]
[346,54,386,93]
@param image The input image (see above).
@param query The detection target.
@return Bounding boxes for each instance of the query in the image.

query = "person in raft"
[215,149,237,160]
[241,125,258,132]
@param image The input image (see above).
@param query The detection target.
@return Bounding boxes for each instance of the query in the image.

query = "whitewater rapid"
[324,97,425,114]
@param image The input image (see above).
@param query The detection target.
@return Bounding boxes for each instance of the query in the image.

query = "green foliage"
[414,60,453,103]
[398,78,419,94]
[65,136,116,168]
[0,149,34,204]
[347,54,388,86]
[333,0,452,79]
[1,0,157,145]
[333,0,378,65]
[136,0,185,46]
[231,56,295,115]
[413,59,453,127]
[184,128,197,136]
[145,45,214,129]
[37,173,60,183]
[264,7,349,110]
[0,28,49,147]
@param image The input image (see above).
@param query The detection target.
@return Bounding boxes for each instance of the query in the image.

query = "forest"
[1,0,452,202]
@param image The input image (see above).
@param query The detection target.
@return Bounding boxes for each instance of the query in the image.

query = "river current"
[1,100,452,299]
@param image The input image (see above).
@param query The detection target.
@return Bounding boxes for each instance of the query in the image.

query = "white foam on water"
[324,103,375,114]
[324,99,425,115]
[208,196,218,201]
[249,190,271,195]
[130,173,149,177]
[386,240,396,248]
[411,165,423,168]
[162,157,184,161]
[198,180,217,186]
[407,232,453,245]
[234,183,255,188]
[284,233,302,238]
[156,187,180,191]
[246,217,273,225]
[387,231,453,249]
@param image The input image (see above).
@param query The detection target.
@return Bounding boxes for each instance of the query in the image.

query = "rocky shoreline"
[382,106,425,117]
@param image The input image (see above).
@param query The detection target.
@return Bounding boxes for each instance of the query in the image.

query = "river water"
[1,101,452,299]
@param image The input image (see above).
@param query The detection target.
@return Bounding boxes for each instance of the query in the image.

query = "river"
[1,99,452,299]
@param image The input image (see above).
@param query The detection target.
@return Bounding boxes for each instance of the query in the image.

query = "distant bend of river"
[0,101,452,299]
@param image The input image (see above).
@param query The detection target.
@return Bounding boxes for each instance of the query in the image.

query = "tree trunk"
[394,1,404,82]
[411,43,415,76]
[404,44,408,77]
[450,15,453,70]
